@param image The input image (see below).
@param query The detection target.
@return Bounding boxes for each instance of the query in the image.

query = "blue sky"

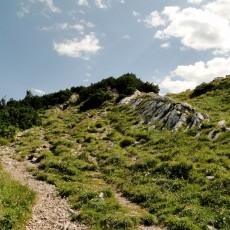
[1,0,230,100]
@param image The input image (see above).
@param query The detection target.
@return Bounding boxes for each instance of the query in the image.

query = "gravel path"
[1,153,88,230]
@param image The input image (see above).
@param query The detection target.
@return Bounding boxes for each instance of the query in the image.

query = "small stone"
[217,120,226,128]
[99,192,104,199]
[207,225,217,230]
[64,222,76,230]
[206,176,215,180]
[208,130,219,140]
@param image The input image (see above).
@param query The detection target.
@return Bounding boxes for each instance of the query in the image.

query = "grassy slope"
[0,164,35,230]
[2,76,229,229]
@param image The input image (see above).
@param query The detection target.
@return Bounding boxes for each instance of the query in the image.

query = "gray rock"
[123,92,209,132]
[206,176,215,180]
[208,130,220,140]
[217,120,226,128]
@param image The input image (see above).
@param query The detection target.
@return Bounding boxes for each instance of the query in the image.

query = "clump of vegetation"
[76,73,159,110]
[0,75,229,229]
[0,164,35,229]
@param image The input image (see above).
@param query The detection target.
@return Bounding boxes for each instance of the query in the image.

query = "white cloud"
[188,0,203,4]
[70,24,85,34]
[161,42,170,49]
[144,11,165,27]
[159,57,230,93]
[17,2,30,17]
[162,6,180,21]
[80,20,95,28]
[154,7,230,54]
[78,0,89,6]
[122,34,131,39]
[53,33,102,60]
[32,88,46,95]
[95,0,108,9]
[40,0,61,13]
[39,23,85,34]
[133,10,140,17]
[56,23,68,30]
[160,77,197,94]
[204,0,230,21]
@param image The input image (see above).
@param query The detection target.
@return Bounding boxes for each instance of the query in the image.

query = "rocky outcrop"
[122,92,209,132]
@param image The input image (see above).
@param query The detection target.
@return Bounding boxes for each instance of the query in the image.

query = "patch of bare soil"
[1,154,88,230]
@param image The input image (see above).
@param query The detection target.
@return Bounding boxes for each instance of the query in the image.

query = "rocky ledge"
[121,91,209,132]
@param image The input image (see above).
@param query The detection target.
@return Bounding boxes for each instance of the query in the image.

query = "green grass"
[0,163,35,230]
[3,76,229,229]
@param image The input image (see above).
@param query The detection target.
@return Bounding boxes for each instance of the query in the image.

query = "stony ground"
[0,146,88,230]
[0,147,164,230]
[0,126,164,230]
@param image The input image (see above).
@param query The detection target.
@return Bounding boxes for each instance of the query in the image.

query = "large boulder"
[126,94,209,131]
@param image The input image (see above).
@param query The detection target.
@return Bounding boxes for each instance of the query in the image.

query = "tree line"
[0,73,159,140]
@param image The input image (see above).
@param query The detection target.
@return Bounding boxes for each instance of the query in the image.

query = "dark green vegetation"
[0,164,35,230]
[1,75,230,229]
[0,74,158,143]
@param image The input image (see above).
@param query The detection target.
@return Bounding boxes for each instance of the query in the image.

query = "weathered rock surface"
[121,92,209,132]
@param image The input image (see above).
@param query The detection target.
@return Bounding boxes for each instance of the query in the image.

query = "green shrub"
[101,213,138,229]
[155,161,192,179]
[140,214,158,226]
[190,82,215,98]
[165,216,197,230]
[120,137,134,148]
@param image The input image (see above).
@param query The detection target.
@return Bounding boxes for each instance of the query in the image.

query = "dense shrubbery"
[0,73,159,138]
[0,106,41,139]
[80,90,112,111]
[190,82,215,98]
[190,76,230,98]
[75,73,159,111]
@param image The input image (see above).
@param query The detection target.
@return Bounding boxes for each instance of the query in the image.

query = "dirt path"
[0,152,88,230]
[0,123,164,230]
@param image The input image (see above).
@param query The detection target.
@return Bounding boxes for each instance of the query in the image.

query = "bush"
[120,137,135,148]
[165,216,197,230]
[190,82,214,98]
[155,162,192,179]
[101,213,138,229]
[140,214,158,226]
[80,90,112,111]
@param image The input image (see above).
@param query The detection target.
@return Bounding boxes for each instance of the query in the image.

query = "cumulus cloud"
[154,6,230,54]
[144,11,165,27]
[160,77,197,94]
[159,57,230,93]
[53,33,102,60]
[204,0,230,21]
[142,2,230,54]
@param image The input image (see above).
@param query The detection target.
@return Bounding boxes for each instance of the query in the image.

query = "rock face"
[122,92,209,132]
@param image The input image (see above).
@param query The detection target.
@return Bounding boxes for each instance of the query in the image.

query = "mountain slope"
[0,75,230,229]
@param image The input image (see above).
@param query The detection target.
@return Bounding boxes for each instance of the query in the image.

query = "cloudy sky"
[1,0,230,99]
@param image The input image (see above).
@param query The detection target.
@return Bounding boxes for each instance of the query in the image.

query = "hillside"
[0,74,229,229]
